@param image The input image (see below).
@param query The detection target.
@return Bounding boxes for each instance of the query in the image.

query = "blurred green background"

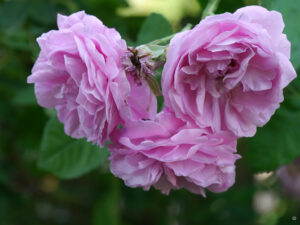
[1,0,300,224]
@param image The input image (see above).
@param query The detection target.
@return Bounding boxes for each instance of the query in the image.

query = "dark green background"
[1,0,300,224]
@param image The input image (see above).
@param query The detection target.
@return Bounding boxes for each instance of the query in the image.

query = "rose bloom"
[27,11,156,146]
[109,109,240,195]
[162,6,296,137]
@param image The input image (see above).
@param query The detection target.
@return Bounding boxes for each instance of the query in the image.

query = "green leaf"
[39,116,109,179]
[0,31,31,51]
[28,0,56,25]
[13,86,36,106]
[92,177,120,225]
[137,13,172,45]
[0,0,28,34]
[215,0,244,13]
[264,0,300,71]
[246,95,300,173]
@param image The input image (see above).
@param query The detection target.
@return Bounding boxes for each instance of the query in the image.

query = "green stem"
[133,25,194,96]
[136,23,193,63]
[201,0,220,19]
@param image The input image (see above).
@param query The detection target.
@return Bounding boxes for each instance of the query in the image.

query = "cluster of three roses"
[28,6,296,195]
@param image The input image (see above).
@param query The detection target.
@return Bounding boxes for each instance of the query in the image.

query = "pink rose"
[27,11,157,146]
[109,109,240,195]
[162,6,296,137]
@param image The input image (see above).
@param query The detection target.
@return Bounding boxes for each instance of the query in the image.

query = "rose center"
[206,59,239,79]
[205,59,239,96]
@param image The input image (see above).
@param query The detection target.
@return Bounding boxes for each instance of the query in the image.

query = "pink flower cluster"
[28,6,296,195]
